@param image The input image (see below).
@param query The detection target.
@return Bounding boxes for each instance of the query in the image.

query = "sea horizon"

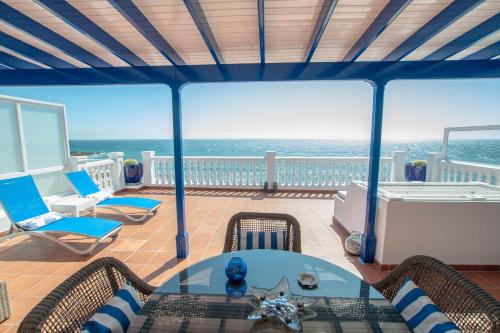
[69,138,500,166]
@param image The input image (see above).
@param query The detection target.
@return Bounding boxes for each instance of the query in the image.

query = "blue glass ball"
[225,280,248,298]
[225,257,247,282]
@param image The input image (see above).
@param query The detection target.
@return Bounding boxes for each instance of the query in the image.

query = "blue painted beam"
[0,61,498,86]
[360,80,385,263]
[384,0,484,61]
[171,82,189,258]
[183,0,224,65]
[424,13,500,61]
[258,0,265,64]
[0,50,45,70]
[107,0,185,66]
[304,0,338,63]
[35,0,147,67]
[0,32,77,69]
[0,2,110,68]
[463,41,500,60]
[343,0,411,62]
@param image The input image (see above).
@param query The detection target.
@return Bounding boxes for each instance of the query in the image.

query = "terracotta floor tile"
[483,288,500,300]
[7,296,42,324]
[460,271,497,289]
[476,272,500,288]
[7,275,44,296]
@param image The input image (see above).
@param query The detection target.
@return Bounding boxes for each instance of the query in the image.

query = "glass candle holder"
[225,257,247,282]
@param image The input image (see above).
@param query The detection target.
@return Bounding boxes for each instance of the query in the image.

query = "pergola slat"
[183,0,224,65]
[0,2,110,68]
[0,50,46,70]
[342,0,411,62]
[0,31,77,69]
[383,0,484,62]
[304,0,338,64]
[35,0,148,67]
[463,41,500,60]
[108,0,186,66]
[424,13,500,61]
[258,0,265,64]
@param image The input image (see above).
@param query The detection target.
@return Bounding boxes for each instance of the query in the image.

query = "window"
[0,95,70,196]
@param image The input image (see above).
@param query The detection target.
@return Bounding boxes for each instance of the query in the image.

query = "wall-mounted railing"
[274,156,393,189]
[142,151,404,190]
[426,152,499,185]
[69,152,124,193]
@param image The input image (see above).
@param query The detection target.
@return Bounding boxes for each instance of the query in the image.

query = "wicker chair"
[223,212,301,253]
[18,257,155,333]
[372,255,500,333]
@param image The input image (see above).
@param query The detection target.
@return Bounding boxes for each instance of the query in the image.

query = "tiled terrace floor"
[0,188,498,332]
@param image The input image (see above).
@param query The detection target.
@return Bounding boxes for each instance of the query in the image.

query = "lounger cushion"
[238,231,287,250]
[391,276,460,333]
[81,283,143,333]
[36,217,122,239]
[97,197,161,210]
[17,212,64,231]
[87,190,113,203]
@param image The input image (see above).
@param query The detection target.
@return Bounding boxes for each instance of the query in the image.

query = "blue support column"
[360,80,386,263]
[171,83,189,258]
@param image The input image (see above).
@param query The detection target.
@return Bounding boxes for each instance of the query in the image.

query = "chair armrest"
[19,257,155,333]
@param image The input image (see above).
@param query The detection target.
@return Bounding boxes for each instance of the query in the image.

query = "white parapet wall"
[334,182,500,266]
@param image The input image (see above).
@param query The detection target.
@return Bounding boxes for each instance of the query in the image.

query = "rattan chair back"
[223,212,301,253]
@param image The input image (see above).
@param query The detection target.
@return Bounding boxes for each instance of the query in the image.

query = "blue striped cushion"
[238,231,287,250]
[392,277,461,333]
[81,283,143,333]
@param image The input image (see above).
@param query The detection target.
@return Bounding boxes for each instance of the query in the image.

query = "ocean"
[69,139,500,166]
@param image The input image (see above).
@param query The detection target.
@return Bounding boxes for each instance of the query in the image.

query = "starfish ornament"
[247,277,317,331]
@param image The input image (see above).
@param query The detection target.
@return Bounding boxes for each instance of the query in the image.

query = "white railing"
[145,156,265,189]
[439,160,500,185]
[142,151,402,190]
[274,157,393,189]
[426,152,499,185]
[70,152,125,192]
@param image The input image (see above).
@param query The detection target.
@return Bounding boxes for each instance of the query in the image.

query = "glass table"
[129,250,409,332]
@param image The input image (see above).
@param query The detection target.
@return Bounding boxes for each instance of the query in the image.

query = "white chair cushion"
[17,212,64,231]
[87,190,113,204]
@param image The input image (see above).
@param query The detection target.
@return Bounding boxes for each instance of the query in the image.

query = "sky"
[0,79,498,141]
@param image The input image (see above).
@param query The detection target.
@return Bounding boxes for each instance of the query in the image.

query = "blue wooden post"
[360,80,386,263]
[171,82,189,258]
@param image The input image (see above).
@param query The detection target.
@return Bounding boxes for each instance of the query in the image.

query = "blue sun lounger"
[0,176,122,255]
[66,170,161,222]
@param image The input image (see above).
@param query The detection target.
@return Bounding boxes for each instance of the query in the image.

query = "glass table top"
[129,250,409,332]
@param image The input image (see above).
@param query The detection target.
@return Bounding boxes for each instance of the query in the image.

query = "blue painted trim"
[463,41,500,60]
[0,61,498,86]
[183,0,223,65]
[0,32,76,69]
[0,63,13,70]
[171,82,189,259]
[107,0,185,66]
[0,50,44,70]
[424,13,500,61]
[0,2,110,68]
[305,0,338,63]
[258,0,265,65]
[35,0,147,67]
[360,80,385,263]
[384,0,484,61]
[343,0,411,62]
